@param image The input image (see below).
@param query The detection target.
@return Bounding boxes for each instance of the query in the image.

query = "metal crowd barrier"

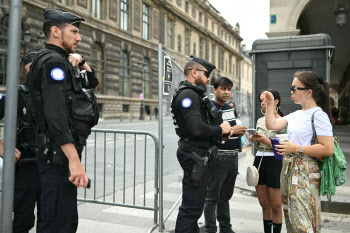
[0,127,160,231]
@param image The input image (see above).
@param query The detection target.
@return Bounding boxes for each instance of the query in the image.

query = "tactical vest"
[16,85,36,161]
[170,81,222,147]
[26,48,99,161]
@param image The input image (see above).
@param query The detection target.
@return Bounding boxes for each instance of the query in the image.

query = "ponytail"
[319,80,334,124]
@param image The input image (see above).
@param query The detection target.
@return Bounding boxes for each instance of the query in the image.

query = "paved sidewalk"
[60,144,349,233]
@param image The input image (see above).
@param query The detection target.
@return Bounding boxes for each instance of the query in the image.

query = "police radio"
[76,70,89,88]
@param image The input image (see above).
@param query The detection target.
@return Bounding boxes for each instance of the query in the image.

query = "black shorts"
[253,155,282,188]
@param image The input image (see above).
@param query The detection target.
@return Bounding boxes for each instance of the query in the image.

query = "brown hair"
[294,71,333,123]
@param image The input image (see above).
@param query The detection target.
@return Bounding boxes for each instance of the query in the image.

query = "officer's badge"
[182,98,192,108]
[50,68,65,81]
[22,107,27,115]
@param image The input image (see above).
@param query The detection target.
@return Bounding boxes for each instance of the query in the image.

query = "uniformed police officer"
[0,50,41,233]
[171,55,232,233]
[28,9,98,233]
[204,77,247,233]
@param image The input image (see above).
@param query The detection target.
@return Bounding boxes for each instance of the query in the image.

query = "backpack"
[311,110,347,201]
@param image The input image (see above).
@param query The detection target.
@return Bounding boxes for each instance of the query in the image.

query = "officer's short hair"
[213,77,233,89]
[184,60,203,76]
[43,20,67,40]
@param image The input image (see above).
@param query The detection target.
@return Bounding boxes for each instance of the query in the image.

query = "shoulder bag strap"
[311,109,322,145]
[257,130,273,171]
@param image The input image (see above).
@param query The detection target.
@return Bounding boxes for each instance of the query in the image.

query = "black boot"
[272,223,282,233]
[263,220,273,233]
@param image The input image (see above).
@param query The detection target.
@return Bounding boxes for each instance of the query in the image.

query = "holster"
[189,151,208,184]
[34,133,68,166]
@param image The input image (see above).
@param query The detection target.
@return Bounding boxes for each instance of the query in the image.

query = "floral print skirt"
[281,153,321,233]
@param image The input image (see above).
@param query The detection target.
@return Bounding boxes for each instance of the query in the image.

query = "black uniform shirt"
[30,44,97,147]
[173,81,221,147]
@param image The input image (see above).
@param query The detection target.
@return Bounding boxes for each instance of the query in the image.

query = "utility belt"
[178,140,210,156]
[34,133,84,166]
[178,140,218,187]
[216,150,238,161]
[17,153,37,167]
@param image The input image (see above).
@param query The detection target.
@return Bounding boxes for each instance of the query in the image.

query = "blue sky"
[209,0,270,50]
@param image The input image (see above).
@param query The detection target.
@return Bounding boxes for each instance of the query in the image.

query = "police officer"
[28,9,98,232]
[0,50,41,233]
[204,77,247,233]
[171,55,232,233]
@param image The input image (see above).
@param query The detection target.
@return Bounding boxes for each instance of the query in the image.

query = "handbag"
[246,129,271,186]
[311,110,347,201]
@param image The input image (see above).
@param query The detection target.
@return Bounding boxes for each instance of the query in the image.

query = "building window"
[120,51,130,96]
[199,12,202,23]
[122,104,129,112]
[91,42,104,94]
[229,56,232,74]
[219,48,224,69]
[142,4,149,39]
[176,0,182,7]
[192,5,196,18]
[0,15,9,86]
[177,35,182,52]
[185,1,189,13]
[193,43,196,56]
[205,16,208,27]
[143,58,151,99]
[199,37,203,58]
[212,22,214,31]
[58,0,69,5]
[92,0,103,19]
[212,44,216,64]
[185,29,190,56]
[120,0,129,30]
[167,19,173,49]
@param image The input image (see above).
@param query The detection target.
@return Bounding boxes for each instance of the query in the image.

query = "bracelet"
[78,55,85,66]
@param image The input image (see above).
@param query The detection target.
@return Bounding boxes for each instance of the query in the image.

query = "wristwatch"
[299,145,304,155]
[78,55,85,66]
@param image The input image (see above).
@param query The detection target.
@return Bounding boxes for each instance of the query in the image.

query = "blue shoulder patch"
[0,94,2,100]
[182,98,192,108]
[50,68,65,81]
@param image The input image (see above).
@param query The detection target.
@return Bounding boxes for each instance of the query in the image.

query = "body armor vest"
[26,48,99,164]
[170,81,222,147]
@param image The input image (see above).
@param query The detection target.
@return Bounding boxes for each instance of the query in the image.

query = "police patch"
[182,98,192,108]
[50,68,65,81]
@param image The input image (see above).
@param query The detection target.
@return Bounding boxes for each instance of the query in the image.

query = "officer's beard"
[62,40,75,54]
[61,33,76,54]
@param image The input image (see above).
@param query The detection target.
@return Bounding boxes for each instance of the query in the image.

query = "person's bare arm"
[61,143,89,188]
[275,136,334,157]
[0,140,21,163]
[261,91,287,130]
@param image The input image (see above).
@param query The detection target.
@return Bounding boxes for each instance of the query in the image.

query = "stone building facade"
[0,0,251,119]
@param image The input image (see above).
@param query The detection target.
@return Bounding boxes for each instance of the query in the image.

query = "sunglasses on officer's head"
[290,86,309,92]
[189,68,209,78]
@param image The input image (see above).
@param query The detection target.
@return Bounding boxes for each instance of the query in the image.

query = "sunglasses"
[189,68,209,78]
[290,86,309,92]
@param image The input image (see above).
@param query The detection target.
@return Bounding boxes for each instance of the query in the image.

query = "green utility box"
[250,34,334,124]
